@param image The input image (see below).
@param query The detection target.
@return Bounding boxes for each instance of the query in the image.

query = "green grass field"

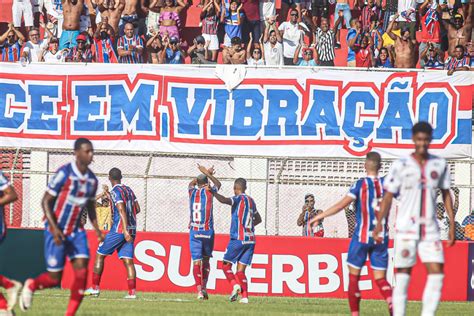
[9,289,473,315]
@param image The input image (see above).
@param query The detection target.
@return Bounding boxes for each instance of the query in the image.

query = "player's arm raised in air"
[198,164,222,190]
[85,198,105,243]
[309,195,354,226]
[0,184,18,206]
[116,201,132,242]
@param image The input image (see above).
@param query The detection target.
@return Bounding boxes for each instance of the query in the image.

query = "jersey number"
[193,203,201,222]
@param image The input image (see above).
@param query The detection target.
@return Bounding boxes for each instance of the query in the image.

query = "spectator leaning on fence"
[297,194,324,237]
[445,44,471,75]
[462,210,474,241]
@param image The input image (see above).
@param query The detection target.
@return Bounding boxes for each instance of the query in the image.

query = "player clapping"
[188,164,222,300]
[211,178,262,304]
[84,167,141,299]
[309,152,393,316]
[374,122,455,316]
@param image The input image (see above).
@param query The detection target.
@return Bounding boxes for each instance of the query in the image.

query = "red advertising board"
[62,232,470,301]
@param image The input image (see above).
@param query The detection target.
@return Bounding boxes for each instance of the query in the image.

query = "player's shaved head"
[234,178,247,191]
[109,167,122,181]
[197,174,208,185]
[366,151,381,171]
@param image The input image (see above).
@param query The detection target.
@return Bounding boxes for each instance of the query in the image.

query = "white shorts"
[202,33,219,51]
[223,34,232,47]
[394,239,444,269]
[12,0,34,27]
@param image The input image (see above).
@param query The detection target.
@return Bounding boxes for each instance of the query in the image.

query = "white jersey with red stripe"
[230,194,259,242]
[384,154,450,241]
[46,162,98,236]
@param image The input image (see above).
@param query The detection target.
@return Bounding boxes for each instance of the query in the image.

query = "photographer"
[297,194,324,237]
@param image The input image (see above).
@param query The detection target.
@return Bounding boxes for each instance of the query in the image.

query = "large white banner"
[0,63,472,158]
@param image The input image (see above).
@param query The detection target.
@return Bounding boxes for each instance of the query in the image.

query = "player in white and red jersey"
[0,170,22,314]
[188,164,221,300]
[374,121,455,316]
[212,178,262,304]
[20,138,104,316]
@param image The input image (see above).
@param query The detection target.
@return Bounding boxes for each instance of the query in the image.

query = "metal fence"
[1,147,473,240]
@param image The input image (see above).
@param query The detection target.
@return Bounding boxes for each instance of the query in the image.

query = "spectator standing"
[79,4,92,35]
[22,28,50,63]
[419,0,441,67]
[355,34,373,67]
[200,0,221,62]
[221,0,245,47]
[92,21,118,63]
[246,33,265,65]
[43,0,64,38]
[386,13,416,68]
[162,35,186,63]
[59,0,84,49]
[313,13,342,66]
[241,0,261,46]
[120,0,140,35]
[144,0,164,35]
[381,15,401,49]
[311,0,330,27]
[293,44,318,66]
[383,0,398,30]
[42,37,66,62]
[442,3,473,56]
[95,184,112,230]
[259,0,276,31]
[0,23,25,62]
[421,43,444,69]
[297,194,324,237]
[358,0,382,33]
[32,0,47,27]
[98,0,126,36]
[65,33,93,62]
[397,0,417,41]
[12,0,34,31]
[117,22,144,63]
[346,18,362,67]
[146,32,163,63]
[222,36,246,64]
[263,20,283,66]
[334,0,352,48]
[159,0,185,39]
[436,203,450,240]
[462,210,474,241]
[445,44,471,75]
[279,8,305,65]
[375,47,394,67]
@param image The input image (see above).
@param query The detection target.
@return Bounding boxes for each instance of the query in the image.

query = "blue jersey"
[348,176,386,244]
[110,184,138,235]
[0,171,9,240]
[188,186,217,231]
[46,162,98,236]
[230,194,258,242]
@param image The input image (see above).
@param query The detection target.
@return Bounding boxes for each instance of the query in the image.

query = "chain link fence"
[1,147,473,240]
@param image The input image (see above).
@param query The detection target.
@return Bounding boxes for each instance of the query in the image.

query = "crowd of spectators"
[0,0,473,72]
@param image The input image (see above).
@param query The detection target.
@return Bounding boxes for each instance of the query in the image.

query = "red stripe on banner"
[455,85,473,111]
[360,180,368,243]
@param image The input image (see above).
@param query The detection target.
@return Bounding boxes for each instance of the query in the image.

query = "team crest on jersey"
[401,249,410,258]
[431,171,439,179]
[47,256,58,267]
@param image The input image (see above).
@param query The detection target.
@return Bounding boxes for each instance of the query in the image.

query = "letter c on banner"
[134,240,166,282]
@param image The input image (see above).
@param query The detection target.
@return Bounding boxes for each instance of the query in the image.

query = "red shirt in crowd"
[420,8,440,43]
[356,47,372,67]
[241,0,260,21]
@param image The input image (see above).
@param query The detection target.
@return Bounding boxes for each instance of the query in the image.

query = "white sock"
[421,274,444,316]
[393,273,410,316]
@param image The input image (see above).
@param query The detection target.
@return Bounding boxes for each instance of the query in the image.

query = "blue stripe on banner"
[452,119,472,144]
[162,112,168,137]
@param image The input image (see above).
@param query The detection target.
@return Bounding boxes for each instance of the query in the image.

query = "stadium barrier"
[58,231,473,301]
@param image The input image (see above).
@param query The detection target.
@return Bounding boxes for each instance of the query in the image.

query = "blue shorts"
[189,230,214,261]
[97,231,134,259]
[346,238,388,270]
[59,30,80,50]
[44,229,89,272]
[223,239,255,266]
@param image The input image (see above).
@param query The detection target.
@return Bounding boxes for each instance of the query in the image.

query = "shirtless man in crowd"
[441,2,473,56]
[59,0,84,49]
[97,0,125,35]
[386,13,416,68]
[222,36,246,64]
[120,0,140,35]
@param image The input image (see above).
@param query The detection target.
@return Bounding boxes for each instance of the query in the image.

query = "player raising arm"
[0,170,22,314]
[85,167,141,299]
[309,152,393,316]
[374,121,455,316]
[20,138,104,316]
[188,164,221,300]
[212,178,261,304]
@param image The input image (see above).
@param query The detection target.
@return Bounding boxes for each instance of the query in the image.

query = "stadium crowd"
[0,0,472,71]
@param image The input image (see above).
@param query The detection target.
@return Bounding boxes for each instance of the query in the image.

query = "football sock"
[202,261,210,290]
[127,278,136,296]
[348,274,361,316]
[222,263,237,287]
[421,274,444,316]
[393,273,410,316]
[92,272,101,291]
[375,278,393,315]
[235,271,248,299]
[0,293,7,310]
[66,268,87,316]
[29,272,61,291]
[193,264,202,292]
[0,275,14,289]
